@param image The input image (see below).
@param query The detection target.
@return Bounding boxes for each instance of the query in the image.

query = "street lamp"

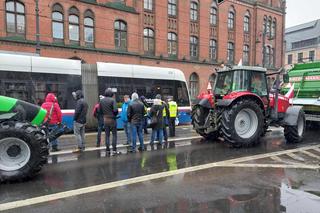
[35,0,40,55]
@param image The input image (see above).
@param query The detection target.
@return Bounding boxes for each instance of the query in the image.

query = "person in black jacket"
[127,93,146,152]
[99,88,120,155]
[72,90,88,152]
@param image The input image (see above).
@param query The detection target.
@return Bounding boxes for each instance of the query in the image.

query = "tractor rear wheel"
[284,110,306,143]
[221,100,264,147]
[0,121,49,182]
[191,105,219,141]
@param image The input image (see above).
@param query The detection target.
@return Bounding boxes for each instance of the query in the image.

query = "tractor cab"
[214,66,268,99]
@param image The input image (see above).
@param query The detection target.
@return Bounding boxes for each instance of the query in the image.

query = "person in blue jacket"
[121,95,131,146]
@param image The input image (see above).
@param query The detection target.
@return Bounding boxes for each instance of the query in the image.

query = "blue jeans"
[123,121,131,145]
[151,128,163,145]
[131,122,144,150]
[96,118,104,146]
[48,124,59,147]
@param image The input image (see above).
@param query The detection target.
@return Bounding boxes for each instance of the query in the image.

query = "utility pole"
[35,0,40,55]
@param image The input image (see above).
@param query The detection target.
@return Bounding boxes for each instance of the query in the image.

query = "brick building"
[0,0,285,101]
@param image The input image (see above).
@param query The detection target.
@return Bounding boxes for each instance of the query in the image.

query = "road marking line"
[270,156,285,163]
[286,153,305,162]
[219,163,320,170]
[50,136,202,156]
[312,148,320,154]
[300,150,320,160]
[1,144,320,211]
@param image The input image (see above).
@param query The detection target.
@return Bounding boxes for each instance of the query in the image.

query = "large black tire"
[191,105,219,141]
[284,110,306,143]
[221,99,264,147]
[0,121,49,182]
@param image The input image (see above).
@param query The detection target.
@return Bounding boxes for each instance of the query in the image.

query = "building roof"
[285,19,320,51]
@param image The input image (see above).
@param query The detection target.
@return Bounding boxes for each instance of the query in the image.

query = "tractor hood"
[0,96,47,126]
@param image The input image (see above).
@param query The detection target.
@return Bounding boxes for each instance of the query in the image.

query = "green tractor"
[0,95,56,182]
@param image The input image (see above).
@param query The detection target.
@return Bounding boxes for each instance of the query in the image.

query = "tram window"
[175,81,190,106]
[31,73,81,109]
[98,76,133,106]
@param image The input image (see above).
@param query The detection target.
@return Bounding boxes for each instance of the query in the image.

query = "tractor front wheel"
[0,121,49,182]
[191,105,219,141]
[284,110,306,143]
[221,100,264,147]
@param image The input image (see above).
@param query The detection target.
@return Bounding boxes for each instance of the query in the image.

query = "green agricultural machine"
[282,62,320,124]
[0,95,52,182]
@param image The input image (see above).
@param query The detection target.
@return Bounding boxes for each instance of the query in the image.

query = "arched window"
[144,0,153,11]
[84,10,94,46]
[267,17,272,36]
[144,28,155,55]
[168,32,177,56]
[5,0,25,36]
[263,16,267,34]
[190,36,198,59]
[228,7,235,30]
[227,42,234,64]
[271,18,276,38]
[68,7,80,43]
[209,74,216,89]
[264,46,272,67]
[209,39,217,61]
[210,6,217,26]
[189,73,199,101]
[243,45,250,65]
[190,1,198,22]
[244,11,250,33]
[168,0,177,16]
[52,4,64,40]
[114,20,127,50]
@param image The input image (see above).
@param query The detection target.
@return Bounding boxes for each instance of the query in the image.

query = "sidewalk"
[57,125,196,151]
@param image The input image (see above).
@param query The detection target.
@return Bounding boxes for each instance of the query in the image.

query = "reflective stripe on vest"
[168,101,177,118]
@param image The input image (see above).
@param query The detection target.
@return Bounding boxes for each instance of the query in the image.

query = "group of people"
[93,88,179,155]
[41,88,178,155]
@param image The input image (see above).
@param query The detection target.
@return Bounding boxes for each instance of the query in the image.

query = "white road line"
[50,136,202,156]
[220,163,320,169]
[1,144,320,211]
[300,150,320,160]
[286,153,305,162]
[270,156,285,163]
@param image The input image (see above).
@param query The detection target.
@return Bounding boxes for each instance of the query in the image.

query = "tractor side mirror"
[283,74,289,83]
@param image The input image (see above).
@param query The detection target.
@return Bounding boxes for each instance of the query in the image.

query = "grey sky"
[286,0,320,28]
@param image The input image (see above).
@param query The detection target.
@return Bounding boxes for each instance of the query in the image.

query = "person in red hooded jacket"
[41,93,62,152]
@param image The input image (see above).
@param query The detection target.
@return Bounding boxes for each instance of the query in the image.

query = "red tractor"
[192,66,306,147]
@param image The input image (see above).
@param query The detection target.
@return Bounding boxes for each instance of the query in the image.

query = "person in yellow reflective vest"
[167,96,178,137]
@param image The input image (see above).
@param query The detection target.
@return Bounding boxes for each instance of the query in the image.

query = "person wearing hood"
[121,95,131,146]
[72,90,88,152]
[127,93,146,152]
[41,93,62,152]
[93,95,104,147]
[99,88,120,155]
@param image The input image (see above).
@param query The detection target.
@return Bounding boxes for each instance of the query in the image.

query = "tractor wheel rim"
[234,108,259,139]
[297,116,304,136]
[0,137,31,171]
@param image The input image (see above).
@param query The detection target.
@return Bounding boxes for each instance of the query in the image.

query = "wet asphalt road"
[1,126,320,212]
